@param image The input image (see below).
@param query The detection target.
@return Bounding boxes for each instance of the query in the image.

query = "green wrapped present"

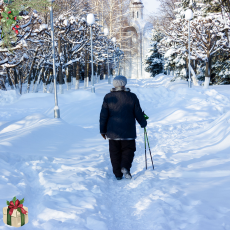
[3,197,28,227]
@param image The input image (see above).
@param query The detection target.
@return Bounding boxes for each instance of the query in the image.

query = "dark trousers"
[109,140,136,177]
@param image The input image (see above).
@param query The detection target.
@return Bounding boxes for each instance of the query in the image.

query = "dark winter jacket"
[100,87,147,139]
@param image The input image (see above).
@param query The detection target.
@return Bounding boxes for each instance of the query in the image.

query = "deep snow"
[0,75,230,230]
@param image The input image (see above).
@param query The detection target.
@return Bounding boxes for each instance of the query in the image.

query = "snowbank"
[0,90,19,106]
[0,79,230,230]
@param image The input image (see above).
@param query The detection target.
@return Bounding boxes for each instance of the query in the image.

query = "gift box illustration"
[3,197,28,227]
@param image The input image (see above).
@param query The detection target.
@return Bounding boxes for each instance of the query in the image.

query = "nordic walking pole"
[145,127,154,170]
[144,128,147,169]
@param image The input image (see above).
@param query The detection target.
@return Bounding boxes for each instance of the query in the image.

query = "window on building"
[133,11,134,18]
[137,11,139,18]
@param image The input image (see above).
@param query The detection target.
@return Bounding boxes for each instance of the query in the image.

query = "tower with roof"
[130,0,144,20]
[122,0,153,78]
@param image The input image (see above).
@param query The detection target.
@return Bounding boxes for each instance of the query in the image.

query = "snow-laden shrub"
[144,30,164,77]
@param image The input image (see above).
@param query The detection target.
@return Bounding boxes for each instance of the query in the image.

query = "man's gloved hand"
[144,113,149,120]
[101,134,106,140]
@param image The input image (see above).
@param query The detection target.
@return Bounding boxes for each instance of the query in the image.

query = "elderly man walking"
[100,76,147,180]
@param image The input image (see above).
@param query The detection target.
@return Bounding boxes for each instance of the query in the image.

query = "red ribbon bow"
[8,199,28,216]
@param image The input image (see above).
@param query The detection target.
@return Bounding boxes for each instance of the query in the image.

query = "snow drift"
[0,77,230,230]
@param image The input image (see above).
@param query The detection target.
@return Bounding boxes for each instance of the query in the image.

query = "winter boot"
[121,167,132,179]
[116,176,123,180]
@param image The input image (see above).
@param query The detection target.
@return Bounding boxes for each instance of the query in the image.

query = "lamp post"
[49,0,60,118]
[185,9,193,88]
[112,37,117,77]
[87,14,95,93]
[104,28,111,84]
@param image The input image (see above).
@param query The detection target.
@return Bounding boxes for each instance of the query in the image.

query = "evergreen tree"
[145,30,164,77]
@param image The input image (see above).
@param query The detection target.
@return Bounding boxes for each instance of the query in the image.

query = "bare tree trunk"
[34,67,45,93]
[100,63,104,80]
[194,60,197,75]
[0,77,7,91]
[48,70,54,93]
[32,68,37,92]
[72,65,76,87]
[42,68,48,93]
[6,68,14,90]
[103,61,106,79]
[18,68,23,94]
[75,61,80,90]
[87,57,90,87]
[44,69,51,93]
[204,54,211,89]
[73,62,76,89]
[27,47,39,93]
[58,37,64,94]
[189,64,199,86]
[14,67,19,94]
[185,57,189,80]
[96,63,99,83]
[84,51,89,88]
[66,66,72,90]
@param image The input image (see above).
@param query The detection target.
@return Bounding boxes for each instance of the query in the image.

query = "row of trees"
[145,0,230,87]
[0,0,129,92]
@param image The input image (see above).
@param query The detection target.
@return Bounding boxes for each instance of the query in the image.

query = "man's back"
[100,88,147,139]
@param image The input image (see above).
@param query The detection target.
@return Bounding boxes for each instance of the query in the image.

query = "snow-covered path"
[1,76,230,230]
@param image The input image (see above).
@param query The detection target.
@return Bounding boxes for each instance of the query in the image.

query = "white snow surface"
[0,90,19,106]
[1,75,230,230]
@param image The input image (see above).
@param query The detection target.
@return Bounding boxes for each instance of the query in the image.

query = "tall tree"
[145,30,164,77]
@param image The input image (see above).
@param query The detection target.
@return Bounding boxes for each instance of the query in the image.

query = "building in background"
[122,0,153,79]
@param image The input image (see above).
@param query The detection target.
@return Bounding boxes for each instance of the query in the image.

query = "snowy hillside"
[0,75,230,230]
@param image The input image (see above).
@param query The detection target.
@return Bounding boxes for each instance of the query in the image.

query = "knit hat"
[113,75,127,88]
